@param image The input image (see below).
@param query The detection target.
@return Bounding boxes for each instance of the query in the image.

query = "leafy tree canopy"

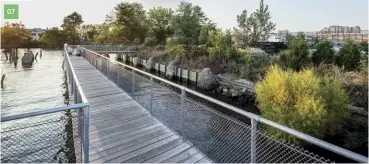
[234,0,276,48]
[1,22,34,49]
[147,7,174,44]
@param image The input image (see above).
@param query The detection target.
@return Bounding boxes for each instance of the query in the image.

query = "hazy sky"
[1,0,368,32]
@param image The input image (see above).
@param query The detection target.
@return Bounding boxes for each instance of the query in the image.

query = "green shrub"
[143,37,157,47]
[166,36,186,45]
[336,39,361,71]
[278,34,310,71]
[256,65,350,143]
[312,41,335,65]
[360,42,368,55]
[277,50,290,68]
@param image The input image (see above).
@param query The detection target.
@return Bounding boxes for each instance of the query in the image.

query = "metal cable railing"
[1,47,90,163]
[80,45,368,163]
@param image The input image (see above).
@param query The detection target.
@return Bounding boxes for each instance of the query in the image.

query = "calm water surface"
[1,49,75,163]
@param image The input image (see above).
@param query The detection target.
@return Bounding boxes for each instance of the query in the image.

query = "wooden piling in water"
[1,74,5,88]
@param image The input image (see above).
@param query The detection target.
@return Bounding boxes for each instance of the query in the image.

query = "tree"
[198,21,217,46]
[233,10,251,48]
[147,7,174,44]
[1,22,34,48]
[79,24,98,44]
[113,2,148,43]
[61,12,83,44]
[252,0,276,42]
[171,2,207,45]
[336,39,361,71]
[208,29,235,61]
[40,28,66,48]
[94,23,128,45]
[234,0,276,47]
[312,41,335,65]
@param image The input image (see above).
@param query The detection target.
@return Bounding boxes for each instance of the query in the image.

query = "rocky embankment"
[196,68,257,105]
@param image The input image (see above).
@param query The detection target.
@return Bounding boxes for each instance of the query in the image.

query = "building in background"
[28,28,46,40]
[285,26,368,42]
[320,25,361,34]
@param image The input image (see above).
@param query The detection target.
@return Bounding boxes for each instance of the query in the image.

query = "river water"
[1,49,66,116]
[1,49,76,163]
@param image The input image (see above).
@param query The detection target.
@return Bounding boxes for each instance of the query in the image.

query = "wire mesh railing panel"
[181,95,253,163]
[1,110,84,163]
[81,47,336,163]
[79,45,136,52]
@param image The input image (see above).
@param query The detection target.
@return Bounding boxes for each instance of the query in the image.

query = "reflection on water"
[1,49,75,163]
[1,49,65,116]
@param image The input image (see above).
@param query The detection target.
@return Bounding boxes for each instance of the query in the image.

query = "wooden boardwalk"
[68,56,211,163]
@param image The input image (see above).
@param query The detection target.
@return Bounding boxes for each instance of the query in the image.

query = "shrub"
[336,39,361,71]
[314,64,368,110]
[166,36,186,45]
[312,41,335,65]
[143,37,157,47]
[239,49,275,82]
[360,42,368,55]
[277,34,310,71]
[277,50,290,68]
[256,65,350,143]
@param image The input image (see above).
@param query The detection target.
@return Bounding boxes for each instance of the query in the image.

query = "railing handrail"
[64,47,88,104]
[80,46,368,163]
[1,103,89,122]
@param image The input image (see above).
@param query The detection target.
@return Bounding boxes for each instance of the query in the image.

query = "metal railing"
[80,46,368,163]
[1,47,90,163]
[81,45,137,53]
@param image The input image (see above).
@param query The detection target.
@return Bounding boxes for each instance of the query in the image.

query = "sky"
[1,0,368,32]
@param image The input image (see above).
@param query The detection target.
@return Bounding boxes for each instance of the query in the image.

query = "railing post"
[73,81,77,104]
[117,69,120,87]
[150,76,153,115]
[71,75,74,94]
[251,118,258,163]
[69,67,72,86]
[180,88,186,138]
[83,105,89,163]
[78,107,82,143]
[105,58,108,77]
[132,70,135,94]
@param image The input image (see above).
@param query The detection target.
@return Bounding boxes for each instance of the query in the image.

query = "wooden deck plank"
[91,133,176,163]
[162,148,200,163]
[124,139,185,163]
[68,55,211,163]
[90,127,173,157]
[196,158,212,163]
[144,142,193,163]
[106,135,180,163]
[180,153,205,163]
[89,122,162,143]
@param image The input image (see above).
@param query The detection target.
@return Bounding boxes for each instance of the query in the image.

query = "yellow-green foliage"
[256,65,350,143]
[165,44,185,56]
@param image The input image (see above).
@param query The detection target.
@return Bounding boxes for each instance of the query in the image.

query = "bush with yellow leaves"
[256,65,350,143]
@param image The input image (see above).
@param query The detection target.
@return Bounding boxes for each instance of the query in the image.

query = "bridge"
[1,45,367,163]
